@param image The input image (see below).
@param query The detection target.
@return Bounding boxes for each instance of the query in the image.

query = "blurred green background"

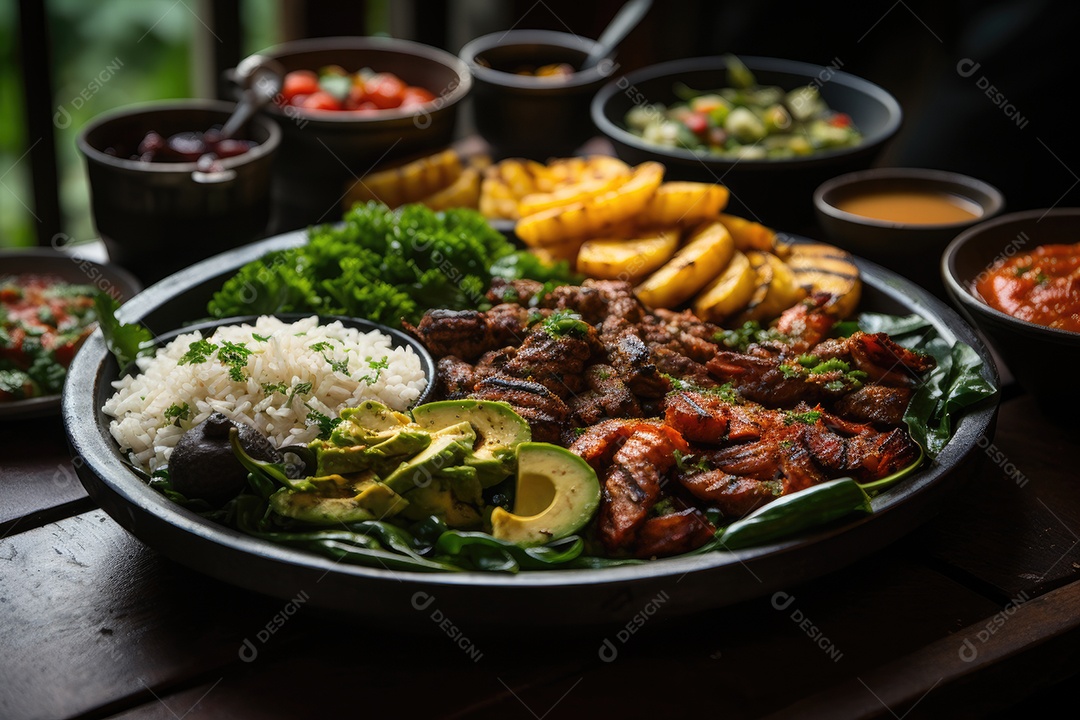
[0,0,390,250]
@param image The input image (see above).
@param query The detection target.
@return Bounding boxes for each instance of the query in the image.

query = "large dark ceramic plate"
[1,248,141,419]
[63,231,998,629]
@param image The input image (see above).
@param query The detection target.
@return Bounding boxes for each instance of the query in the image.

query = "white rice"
[103,315,427,472]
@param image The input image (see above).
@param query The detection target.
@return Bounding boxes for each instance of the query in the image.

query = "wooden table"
[3,344,1079,719]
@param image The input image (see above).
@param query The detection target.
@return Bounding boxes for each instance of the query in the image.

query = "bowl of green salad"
[591,54,903,229]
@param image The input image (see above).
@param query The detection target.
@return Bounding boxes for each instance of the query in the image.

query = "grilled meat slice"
[404,305,529,361]
[772,292,838,352]
[436,356,476,398]
[813,331,936,386]
[607,330,668,398]
[643,309,723,363]
[832,384,913,426]
[677,472,781,518]
[706,351,830,407]
[542,279,645,324]
[805,415,920,480]
[664,391,767,444]
[584,363,644,419]
[505,326,597,397]
[486,278,545,305]
[569,418,658,470]
[469,375,570,443]
[634,508,715,558]
[597,423,689,553]
[651,347,716,389]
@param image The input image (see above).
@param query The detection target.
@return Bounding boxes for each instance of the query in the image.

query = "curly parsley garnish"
[306,408,342,440]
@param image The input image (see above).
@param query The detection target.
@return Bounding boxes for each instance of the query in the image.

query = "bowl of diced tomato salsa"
[228,36,472,232]
[0,249,141,418]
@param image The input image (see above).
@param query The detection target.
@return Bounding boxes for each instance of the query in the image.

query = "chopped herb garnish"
[358,356,390,386]
[217,340,254,382]
[306,408,342,440]
[163,402,191,425]
[252,333,270,342]
[1035,271,1049,285]
[784,410,822,425]
[309,341,333,353]
[703,382,741,404]
[1015,265,1032,277]
[261,381,289,395]
[542,310,590,338]
[178,339,218,365]
[797,353,819,368]
[289,381,312,402]
[778,364,803,379]
[713,321,793,352]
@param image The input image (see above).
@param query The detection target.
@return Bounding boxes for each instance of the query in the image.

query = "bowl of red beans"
[942,207,1080,414]
[229,36,472,231]
[77,99,281,285]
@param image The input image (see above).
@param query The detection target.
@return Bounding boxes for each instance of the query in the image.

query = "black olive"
[168,412,282,506]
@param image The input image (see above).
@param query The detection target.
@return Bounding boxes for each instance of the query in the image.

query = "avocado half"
[489,443,601,547]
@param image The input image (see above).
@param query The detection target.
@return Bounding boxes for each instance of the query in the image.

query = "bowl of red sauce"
[814,167,1004,297]
[942,207,1080,412]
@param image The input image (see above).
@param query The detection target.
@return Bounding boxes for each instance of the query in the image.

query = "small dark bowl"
[942,208,1080,414]
[77,99,280,286]
[460,29,616,160]
[230,36,471,231]
[591,55,903,229]
[0,248,142,419]
[815,167,1004,297]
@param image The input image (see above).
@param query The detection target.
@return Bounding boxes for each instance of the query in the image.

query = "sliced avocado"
[399,479,484,528]
[381,433,472,495]
[411,400,531,487]
[489,443,601,547]
[330,400,412,446]
[269,472,408,524]
[314,429,432,475]
[437,465,484,506]
[366,430,432,457]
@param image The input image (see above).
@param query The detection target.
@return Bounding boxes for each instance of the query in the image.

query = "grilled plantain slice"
[635,221,735,309]
[639,181,730,228]
[692,249,757,322]
[577,229,680,281]
[731,251,807,324]
[717,213,778,253]
[783,242,862,319]
[419,166,482,211]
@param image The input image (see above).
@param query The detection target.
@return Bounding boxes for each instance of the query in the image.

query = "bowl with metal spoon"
[77,79,281,285]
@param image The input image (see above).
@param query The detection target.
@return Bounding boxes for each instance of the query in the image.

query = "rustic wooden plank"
[763,577,1080,719]
[0,510,298,720]
[103,548,1000,719]
[0,415,90,537]
[912,394,1080,601]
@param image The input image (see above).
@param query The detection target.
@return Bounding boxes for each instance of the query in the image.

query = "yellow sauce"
[836,190,982,225]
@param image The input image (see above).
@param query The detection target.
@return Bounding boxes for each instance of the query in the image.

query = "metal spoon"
[580,0,653,71]
[218,54,285,140]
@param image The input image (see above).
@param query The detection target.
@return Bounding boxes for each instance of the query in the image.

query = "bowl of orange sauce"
[814,167,1004,296]
[942,207,1080,412]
